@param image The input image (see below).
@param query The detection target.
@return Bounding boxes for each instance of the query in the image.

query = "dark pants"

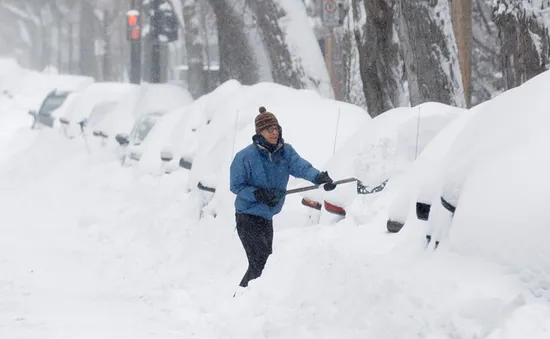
[236,213,273,287]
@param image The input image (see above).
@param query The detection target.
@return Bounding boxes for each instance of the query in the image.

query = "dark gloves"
[316,171,337,191]
[254,188,283,207]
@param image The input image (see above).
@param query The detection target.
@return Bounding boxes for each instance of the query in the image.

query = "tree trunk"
[470,0,502,105]
[79,1,97,77]
[69,22,74,73]
[359,0,406,117]
[397,0,465,107]
[451,0,472,107]
[198,0,215,91]
[181,0,206,98]
[249,0,304,89]
[101,10,113,81]
[208,0,259,85]
[249,0,332,96]
[492,1,550,90]
[39,12,52,70]
[340,20,367,107]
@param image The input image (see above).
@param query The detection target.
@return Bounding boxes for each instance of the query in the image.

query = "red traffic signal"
[126,10,141,41]
[127,14,138,27]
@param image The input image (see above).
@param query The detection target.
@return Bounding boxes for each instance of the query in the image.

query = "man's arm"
[286,144,320,183]
[230,152,257,201]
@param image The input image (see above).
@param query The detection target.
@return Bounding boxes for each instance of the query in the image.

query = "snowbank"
[94,83,193,138]
[1,63,550,338]
[186,81,370,219]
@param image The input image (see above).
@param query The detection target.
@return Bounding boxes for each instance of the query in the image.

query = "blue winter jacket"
[230,136,320,220]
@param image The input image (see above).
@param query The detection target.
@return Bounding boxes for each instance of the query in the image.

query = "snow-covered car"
[188,81,370,220]
[29,90,73,128]
[385,110,475,234]
[57,82,136,137]
[115,111,165,163]
[127,106,192,174]
[312,102,464,225]
[392,71,550,300]
[158,79,244,173]
[92,83,193,142]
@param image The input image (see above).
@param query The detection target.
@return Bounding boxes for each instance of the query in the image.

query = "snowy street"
[1,130,549,338]
[1,49,550,337]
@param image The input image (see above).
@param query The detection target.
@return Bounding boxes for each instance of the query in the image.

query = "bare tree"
[208,0,259,85]
[78,0,98,77]
[248,0,304,89]
[492,0,550,91]
[248,0,332,96]
[397,0,465,107]
[470,0,502,105]
[339,21,367,107]
[357,0,406,117]
[181,0,206,98]
[451,0,472,107]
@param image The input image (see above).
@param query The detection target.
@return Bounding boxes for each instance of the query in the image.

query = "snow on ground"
[1,64,550,338]
[2,130,547,339]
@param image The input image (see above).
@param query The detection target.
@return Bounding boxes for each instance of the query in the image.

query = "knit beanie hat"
[254,106,279,134]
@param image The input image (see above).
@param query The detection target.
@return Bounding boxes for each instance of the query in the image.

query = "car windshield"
[129,112,163,143]
[39,93,69,116]
[87,101,117,126]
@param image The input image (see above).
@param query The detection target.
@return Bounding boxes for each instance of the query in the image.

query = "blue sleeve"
[230,151,257,202]
[286,144,320,183]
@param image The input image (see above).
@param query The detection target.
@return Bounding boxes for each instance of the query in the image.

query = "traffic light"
[126,9,141,84]
[126,10,141,41]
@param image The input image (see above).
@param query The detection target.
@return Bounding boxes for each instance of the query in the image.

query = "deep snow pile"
[94,82,193,138]
[319,102,465,211]
[1,62,550,338]
[1,130,548,339]
[0,58,93,113]
[435,71,550,300]
[131,80,372,222]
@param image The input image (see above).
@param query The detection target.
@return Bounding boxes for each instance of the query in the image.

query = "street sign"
[321,0,347,28]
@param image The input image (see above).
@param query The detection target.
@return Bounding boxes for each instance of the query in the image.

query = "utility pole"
[324,28,335,98]
[150,0,161,83]
[320,0,347,100]
[127,0,141,84]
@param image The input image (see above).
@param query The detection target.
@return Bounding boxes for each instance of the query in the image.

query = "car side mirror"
[93,130,108,138]
[160,149,173,162]
[28,110,37,116]
[416,202,431,221]
[115,133,130,146]
[59,117,70,125]
[179,157,192,170]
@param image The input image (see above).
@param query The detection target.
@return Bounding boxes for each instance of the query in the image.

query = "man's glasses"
[265,126,279,133]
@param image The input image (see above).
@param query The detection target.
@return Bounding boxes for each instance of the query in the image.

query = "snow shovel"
[197,177,359,195]
[357,179,388,195]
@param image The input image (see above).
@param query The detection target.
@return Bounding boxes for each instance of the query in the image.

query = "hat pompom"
[259,106,267,114]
